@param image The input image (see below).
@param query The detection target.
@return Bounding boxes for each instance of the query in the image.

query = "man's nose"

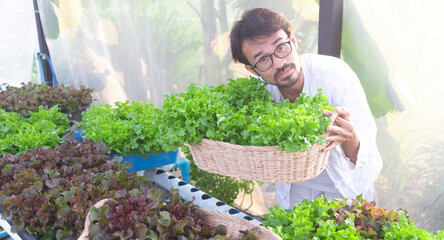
[273,55,287,69]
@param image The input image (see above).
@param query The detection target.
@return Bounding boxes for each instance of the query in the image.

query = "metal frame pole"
[33,0,56,86]
[318,0,344,58]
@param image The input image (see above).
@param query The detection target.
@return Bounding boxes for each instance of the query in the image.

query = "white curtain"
[0,0,37,87]
[35,0,319,107]
[343,0,444,232]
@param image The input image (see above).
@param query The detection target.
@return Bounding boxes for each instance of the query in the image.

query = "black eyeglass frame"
[250,39,293,72]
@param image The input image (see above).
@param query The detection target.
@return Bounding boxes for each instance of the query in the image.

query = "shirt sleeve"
[324,57,383,199]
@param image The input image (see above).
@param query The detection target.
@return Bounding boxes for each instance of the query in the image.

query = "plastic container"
[109,149,178,173]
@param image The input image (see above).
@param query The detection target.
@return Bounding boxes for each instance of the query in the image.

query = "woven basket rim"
[195,135,329,153]
[190,112,338,153]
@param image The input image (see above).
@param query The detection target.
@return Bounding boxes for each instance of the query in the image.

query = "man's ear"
[290,33,298,50]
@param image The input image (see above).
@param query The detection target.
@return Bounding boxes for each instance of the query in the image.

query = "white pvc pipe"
[143,168,261,225]
[0,215,24,240]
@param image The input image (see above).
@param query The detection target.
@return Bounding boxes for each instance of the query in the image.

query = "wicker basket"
[78,199,112,240]
[189,113,337,183]
[202,209,281,240]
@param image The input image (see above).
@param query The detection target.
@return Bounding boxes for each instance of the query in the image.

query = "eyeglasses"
[251,40,293,72]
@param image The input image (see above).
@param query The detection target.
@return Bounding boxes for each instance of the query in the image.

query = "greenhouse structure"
[0,0,443,239]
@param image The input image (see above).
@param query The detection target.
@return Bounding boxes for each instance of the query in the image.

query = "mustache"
[274,63,296,80]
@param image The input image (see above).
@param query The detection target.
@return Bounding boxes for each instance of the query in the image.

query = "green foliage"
[262,196,444,240]
[183,146,258,207]
[263,196,360,239]
[0,140,151,240]
[161,76,335,153]
[79,100,179,156]
[381,212,443,240]
[0,82,93,118]
[0,106,71,156]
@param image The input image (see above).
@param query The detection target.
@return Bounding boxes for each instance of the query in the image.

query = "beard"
[273,63,301,89]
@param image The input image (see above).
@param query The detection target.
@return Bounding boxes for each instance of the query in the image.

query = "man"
[229,8,382,208]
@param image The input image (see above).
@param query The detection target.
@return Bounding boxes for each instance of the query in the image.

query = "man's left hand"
[322,107,360,164]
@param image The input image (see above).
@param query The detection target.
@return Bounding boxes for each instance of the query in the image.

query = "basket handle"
[329,111,338,126]
[325,111,339,139]
[78,198,116,240]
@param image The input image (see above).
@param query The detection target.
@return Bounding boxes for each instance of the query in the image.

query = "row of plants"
[79,100,177,156]
[0,106,71,156]
[0,82,94,156]
[0,82,93,120]
[1,80,443,238]
[0,140,142,239]
[0,140,256,240]
[262,195,444,239]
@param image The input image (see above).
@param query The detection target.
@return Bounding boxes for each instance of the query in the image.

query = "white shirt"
[264,54,383,209]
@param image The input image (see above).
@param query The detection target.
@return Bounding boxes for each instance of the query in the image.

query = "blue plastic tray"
[109,149,178,173]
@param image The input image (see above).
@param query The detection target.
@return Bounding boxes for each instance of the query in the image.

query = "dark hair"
[230,8,292,65]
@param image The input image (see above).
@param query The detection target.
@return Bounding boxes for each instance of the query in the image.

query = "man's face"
[242,30,302,89]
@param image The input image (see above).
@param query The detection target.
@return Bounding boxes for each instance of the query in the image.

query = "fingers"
[322,141,340,152]
[333,106,351,121]
[322,109,333,117]
[323,107,349,122]
[323,133,345,151]
[325,133,348,143]
[330,117,353,132]
[322,106,356,152]
[324,106,353,133]
[326,122,355,141]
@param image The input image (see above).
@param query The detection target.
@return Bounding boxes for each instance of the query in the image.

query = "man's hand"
[322,107,360,164]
